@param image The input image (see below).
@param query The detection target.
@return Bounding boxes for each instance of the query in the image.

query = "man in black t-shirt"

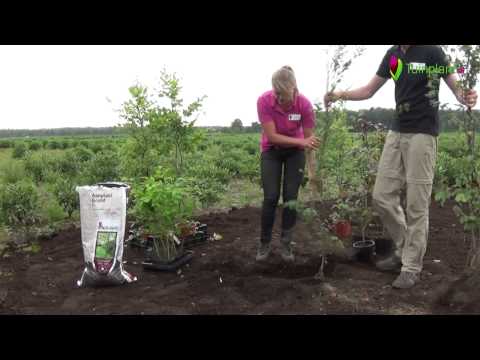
[325,45,478,289]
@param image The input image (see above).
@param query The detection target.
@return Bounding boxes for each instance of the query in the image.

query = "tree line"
[1,108,478,138]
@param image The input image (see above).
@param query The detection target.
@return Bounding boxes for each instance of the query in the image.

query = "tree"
[119,84,159,178]
[435,45,480,311]
[250,121,262,132]
[154,69,206,175]
[231,118,244,132]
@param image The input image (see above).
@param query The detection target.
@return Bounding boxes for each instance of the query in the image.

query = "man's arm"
[324,75,388,107]
[444,73,478,108]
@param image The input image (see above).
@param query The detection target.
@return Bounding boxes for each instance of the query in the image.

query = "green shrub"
[29,142,41,151]
[83,150,120,184]
[90,142,104,154]
[48,150,83,178]
[24,152,52,183]
[12,143,27,159]
[51,177,79,219]
[72,145,95,162]
[48,140,60,150]
[0,140,12,149]
[0,158,26,184]
[0,180,41,233]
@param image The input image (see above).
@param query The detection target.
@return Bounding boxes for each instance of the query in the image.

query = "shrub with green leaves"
[24,152,53,183]
[48,140,60,150]
[12,142,27,159]
[90,142,103,154]
[0,180,41,235]
[29,142,41,151]
[51,177,79,219]
[49,150,83,178]
[72,145,94,162]
[83,150,120,184]
[60,140,70,149]
[131,166,196,261]
[0,140,12,149]
[0,158,26,184]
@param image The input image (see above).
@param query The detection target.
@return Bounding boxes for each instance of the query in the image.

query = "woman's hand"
[301,135,320,150]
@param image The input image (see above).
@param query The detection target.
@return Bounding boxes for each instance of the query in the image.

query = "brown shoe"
[375,255,402,272]
[392,271,419,289]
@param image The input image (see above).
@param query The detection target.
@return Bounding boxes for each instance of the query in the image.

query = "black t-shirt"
[376,45,450,137]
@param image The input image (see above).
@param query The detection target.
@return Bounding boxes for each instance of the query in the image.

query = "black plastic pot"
[142,250,194,272]
[182,223,209,248]
[373,238,393,256]
[183,231,208,248]
[352,239,376,263]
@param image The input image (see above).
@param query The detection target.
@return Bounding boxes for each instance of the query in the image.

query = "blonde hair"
[272,66,297,103]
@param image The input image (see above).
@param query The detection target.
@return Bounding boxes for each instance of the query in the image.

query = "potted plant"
[131,167,196,271]
[330,196,355,239]
[176,220,209,248]
[349,118,386,262]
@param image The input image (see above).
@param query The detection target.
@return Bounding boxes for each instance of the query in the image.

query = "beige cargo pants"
[372,130,437,274]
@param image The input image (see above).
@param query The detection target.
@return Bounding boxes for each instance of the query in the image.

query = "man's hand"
[323,75,387,109]
[445,74,478,109]
[323,91,343,109]
[457,89,478,108]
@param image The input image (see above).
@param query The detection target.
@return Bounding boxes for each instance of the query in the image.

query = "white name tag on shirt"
[288,113,301,121]
[409,62,426,70]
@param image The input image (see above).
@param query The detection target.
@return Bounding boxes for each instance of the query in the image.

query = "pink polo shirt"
[257,90,315,152]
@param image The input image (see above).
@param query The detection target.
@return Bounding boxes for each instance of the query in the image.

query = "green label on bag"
[95,231,117,259]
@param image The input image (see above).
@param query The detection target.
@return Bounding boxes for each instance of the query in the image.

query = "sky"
[0,45,472,130]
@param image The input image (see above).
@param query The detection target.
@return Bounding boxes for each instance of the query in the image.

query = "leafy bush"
[60,140,70,149]
[180,176,226,207]
[90,142,103,154]
[131,167,196,261]
[0,158,26,184]
[0,180,41,234]
[83,150,120,184]
[72,145,94,162]
[24,152,52,183]
[47,140,60,150]
[51,177,79,219]
[12,143,27,159]
[49,150,82,178]
[29,142,41,151]
[0,140,12,149]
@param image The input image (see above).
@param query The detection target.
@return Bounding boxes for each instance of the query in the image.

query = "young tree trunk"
[306,149,320,196]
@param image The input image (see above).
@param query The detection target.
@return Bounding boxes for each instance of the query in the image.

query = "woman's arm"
[262,122,319,149]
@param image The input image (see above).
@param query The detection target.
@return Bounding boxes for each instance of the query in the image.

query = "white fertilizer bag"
[76,182,137,287]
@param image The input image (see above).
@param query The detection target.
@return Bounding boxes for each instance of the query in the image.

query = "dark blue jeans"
[260,147,306,244]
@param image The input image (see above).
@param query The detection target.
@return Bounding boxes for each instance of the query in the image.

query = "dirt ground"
[0,200,475,314]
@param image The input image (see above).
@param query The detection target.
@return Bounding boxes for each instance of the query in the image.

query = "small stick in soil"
[314,255,326,280]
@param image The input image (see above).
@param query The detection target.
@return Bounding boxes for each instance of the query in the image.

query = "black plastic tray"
[142,250,194,272]
[183,232,208,248]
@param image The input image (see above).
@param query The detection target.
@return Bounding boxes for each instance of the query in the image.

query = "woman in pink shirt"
[256,66,320,262]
